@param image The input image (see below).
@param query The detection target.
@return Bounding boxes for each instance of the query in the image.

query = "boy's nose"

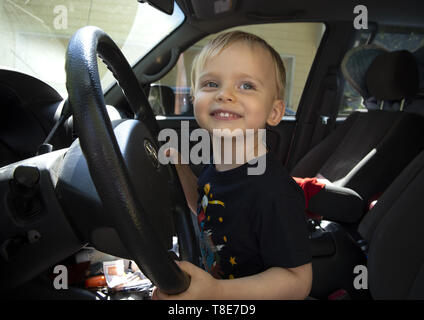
[215,87,236,103]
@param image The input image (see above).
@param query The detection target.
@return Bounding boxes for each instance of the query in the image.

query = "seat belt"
[309,66,340,149]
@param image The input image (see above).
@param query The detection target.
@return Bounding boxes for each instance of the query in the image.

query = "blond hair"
[190,30,286,101]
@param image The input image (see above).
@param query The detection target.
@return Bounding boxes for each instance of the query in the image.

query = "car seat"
[364,45,424,114]
[357,149,424,299]
[292,45,424,224]
[310,148,424,299]
[148,84,175,115]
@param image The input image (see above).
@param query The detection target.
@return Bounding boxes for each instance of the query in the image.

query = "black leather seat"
[307,45,424,299]
[292,45,424,224]
[310,148,424,299]
[357,150,424,299]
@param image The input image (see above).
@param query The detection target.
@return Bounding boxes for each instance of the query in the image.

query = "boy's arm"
[174,162,199,215]
[153,260,313,300]
[167,148,199,215]
[217,263,312,300]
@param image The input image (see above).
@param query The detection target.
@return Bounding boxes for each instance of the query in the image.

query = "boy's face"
[193,42,285,134]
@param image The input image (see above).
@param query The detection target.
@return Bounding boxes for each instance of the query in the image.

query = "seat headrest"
[341,44,388,99]
[366,50,419,101]
[149,84,175,115]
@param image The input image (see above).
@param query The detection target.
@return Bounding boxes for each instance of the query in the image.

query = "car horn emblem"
[144,139,160,169]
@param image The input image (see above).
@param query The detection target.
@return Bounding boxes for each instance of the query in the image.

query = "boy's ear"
[266,100,285,127]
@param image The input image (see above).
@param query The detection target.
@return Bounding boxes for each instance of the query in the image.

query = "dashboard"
[0,69,122,168]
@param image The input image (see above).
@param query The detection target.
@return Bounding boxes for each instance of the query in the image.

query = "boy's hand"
[152,261,221,300]
[163,147,178,164]
[164,147,186,165]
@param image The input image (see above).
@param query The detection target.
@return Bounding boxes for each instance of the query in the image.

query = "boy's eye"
[203,81,218,88]
[240,82,255,90]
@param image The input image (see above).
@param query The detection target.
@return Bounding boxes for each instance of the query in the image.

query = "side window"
[338,26,424,117]
[149,22,325,117]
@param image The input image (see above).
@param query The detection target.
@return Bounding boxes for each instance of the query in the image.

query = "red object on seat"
[367,192,383,211]
[293,177,326,219]
[328,288,350,300]
[293,177,326,208]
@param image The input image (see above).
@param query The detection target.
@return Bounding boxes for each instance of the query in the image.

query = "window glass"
[338,26,424,117]
[150,22,326,117]
[0,0,185,98]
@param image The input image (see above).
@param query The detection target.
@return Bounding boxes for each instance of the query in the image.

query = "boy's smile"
[210,109,242,121]
[193,41,285,134]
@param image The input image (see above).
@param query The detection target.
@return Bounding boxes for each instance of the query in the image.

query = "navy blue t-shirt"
[196,152,311,280]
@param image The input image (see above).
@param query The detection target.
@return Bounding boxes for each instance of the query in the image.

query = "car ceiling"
[178,0,424,27]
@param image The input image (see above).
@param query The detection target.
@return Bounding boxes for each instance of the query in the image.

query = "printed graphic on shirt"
[197,183,227,279]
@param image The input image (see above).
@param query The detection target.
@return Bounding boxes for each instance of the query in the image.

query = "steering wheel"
[64,26,195,295]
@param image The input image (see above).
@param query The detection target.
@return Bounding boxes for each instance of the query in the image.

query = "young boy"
[153,31,312,300]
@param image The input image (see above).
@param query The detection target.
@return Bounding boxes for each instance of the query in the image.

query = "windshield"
[0,0,185,98]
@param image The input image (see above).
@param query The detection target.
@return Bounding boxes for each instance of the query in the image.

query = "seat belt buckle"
[320,115,330,125]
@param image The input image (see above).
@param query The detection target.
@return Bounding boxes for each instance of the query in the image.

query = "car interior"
[1,0,424,300]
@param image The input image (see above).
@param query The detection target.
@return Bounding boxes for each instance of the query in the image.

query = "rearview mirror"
[138,0,174,15]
